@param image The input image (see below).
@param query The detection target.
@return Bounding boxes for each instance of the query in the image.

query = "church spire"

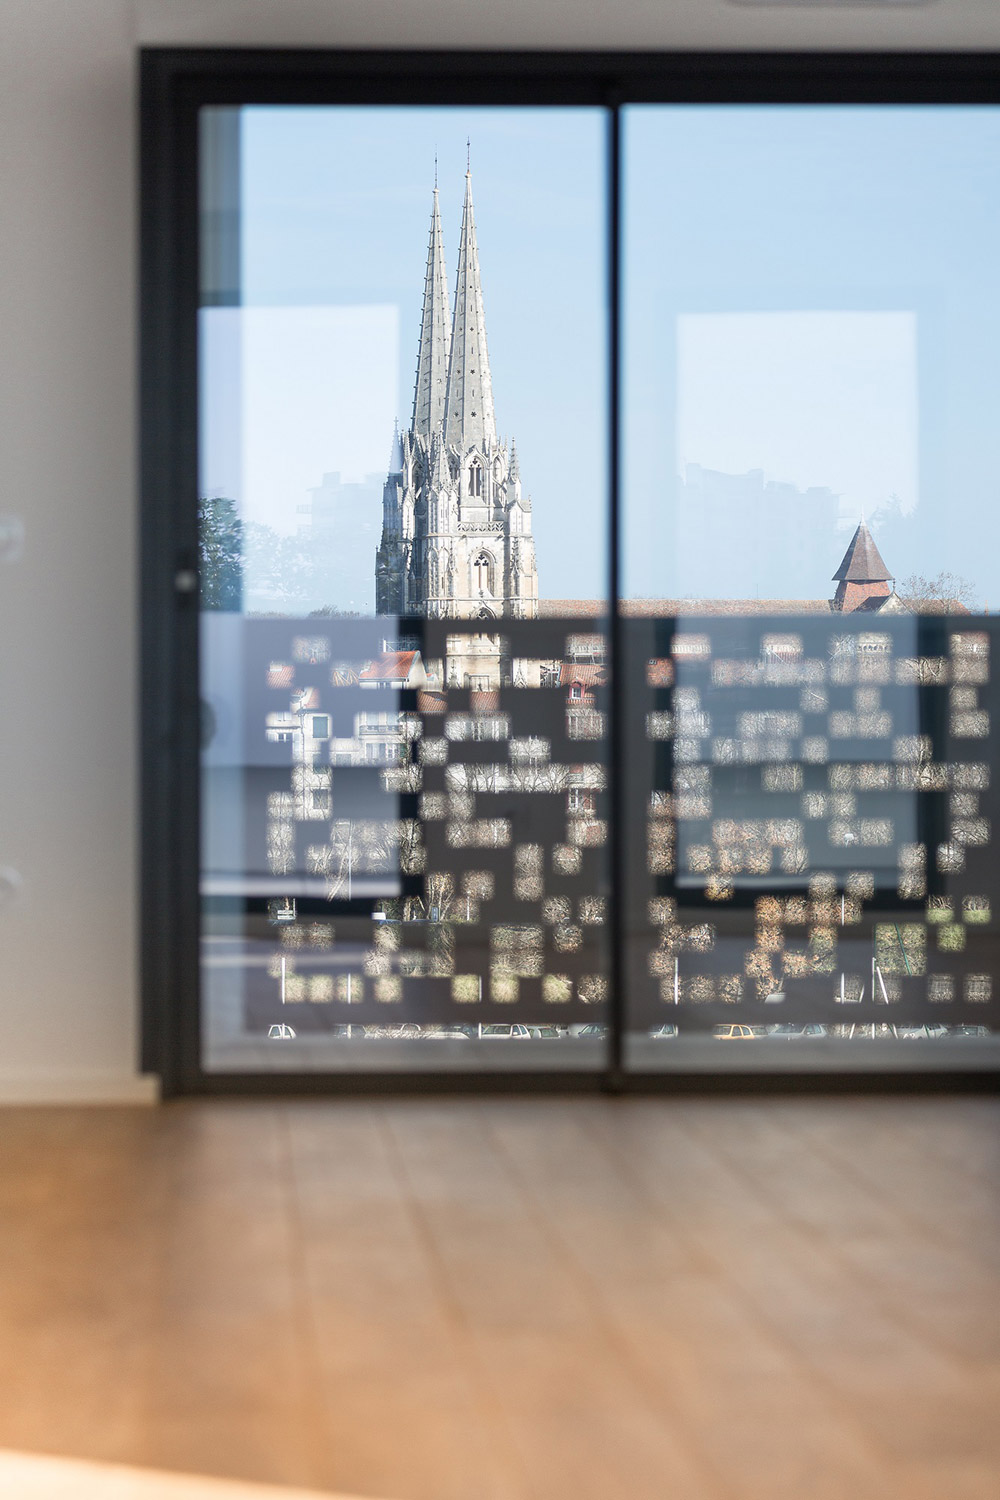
[444,170,496,453]
[411,187,451,438]
[387,419,404,475]
[831,520,894,613]
[833,520,892,584]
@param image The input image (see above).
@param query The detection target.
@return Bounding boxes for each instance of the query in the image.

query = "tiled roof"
[540,598,833,616]
[833,523,893,583]
[416,689,447,714]
[559,664,606,687]
[540,595,973,617]
[622,599,833,616]
[539,600,605,617]
[360,651,419,681]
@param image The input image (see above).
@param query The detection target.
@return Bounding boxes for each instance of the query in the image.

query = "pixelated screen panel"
[630,616,997,1042]
[201,616,611,1055]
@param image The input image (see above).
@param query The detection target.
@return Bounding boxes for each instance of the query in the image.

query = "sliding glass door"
[621,105,1000,1071]
[197,104,611,1072]
[143,52,1000,1087]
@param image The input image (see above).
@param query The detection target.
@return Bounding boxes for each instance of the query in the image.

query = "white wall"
[0,0,151,1103]
[2,0,1000,1102]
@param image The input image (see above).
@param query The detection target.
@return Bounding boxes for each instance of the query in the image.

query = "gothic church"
[375,171,539,621]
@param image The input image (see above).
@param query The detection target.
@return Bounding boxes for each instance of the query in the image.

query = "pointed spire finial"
[388,418,404,475]
[833,519,893,584]
[444,166,497,452]
[411,186,451,437]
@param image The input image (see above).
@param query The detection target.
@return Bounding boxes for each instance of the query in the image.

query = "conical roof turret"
[444,170,496,452]
[411,188,451,438]
[833,521,893,583]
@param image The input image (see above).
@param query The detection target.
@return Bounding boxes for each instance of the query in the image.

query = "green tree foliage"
[199,498,366,615]
[198,496,243,610]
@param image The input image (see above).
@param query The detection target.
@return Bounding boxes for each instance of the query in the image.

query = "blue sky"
[201,105,609,607]
[201,103,1000,608]
[625,105,1000,604]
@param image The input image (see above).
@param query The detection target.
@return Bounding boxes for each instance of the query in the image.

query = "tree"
[242,522,316,613]
[198,496,243,610]
[896,571,977,612]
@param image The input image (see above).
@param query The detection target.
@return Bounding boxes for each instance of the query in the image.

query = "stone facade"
[375,174,539,637]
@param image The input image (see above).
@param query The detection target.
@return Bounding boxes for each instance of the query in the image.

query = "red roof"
[559,664,606,687]
[359,651,420,682]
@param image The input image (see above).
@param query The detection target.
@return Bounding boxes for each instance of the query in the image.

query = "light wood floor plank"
[383,1100,725,1500]
[0,1108,163,1465]
[598,1101,1000,1485]
[0,1096,997,1500]
[136,1104,325,1490]
[487,1100,903,1500]
[282,1101,526,1500]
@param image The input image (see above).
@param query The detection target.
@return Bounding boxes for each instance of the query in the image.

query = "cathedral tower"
[375,171,539,625]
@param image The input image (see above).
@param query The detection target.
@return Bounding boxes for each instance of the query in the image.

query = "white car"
[267,1023,296,1039]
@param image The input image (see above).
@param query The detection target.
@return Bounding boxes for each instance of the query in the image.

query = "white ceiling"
[136,0,1000,52]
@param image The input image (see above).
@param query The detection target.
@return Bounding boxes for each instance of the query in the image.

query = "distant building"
[548,520,957,618]
[300,471,381,613]
[831,520,894,613]
[375,171,539,626]
[675,464,841,600]
[358,650,428,690]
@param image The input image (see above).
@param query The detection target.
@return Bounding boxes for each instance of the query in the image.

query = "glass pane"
[623,106,1000,1069]
[198,105,609,1071]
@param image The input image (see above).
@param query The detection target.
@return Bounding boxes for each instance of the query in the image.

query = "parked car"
[267,1023,296,1039]
[421,1025,474,1041]
[951,1025,990,1038]
[767,1023,829,1039]
[648,1024,678,1039]
[480,1023,532,1039]
[713,1024,758,1040]
[527,1025,567,1039]
[894,1023,949,1040]
[571,1023,609,1039]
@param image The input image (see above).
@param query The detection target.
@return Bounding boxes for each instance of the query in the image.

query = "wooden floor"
[0,1097,998,1500]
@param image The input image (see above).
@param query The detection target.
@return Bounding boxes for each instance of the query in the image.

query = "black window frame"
[141,46,1000,1097]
